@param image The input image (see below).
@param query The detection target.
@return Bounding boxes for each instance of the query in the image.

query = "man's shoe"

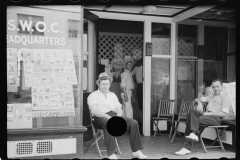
[175,147,191,155]
[185,133,199,142]
[132,150,147,159]
[108,154,118,159]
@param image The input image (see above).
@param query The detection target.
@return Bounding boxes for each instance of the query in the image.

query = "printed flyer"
[7,103,32,129]
[31,84,75,111]
[7,48,18,92]
[21,49,78,88]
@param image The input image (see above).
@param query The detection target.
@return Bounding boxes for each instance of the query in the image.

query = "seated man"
[175,79,234,155]
[87,72,147,159]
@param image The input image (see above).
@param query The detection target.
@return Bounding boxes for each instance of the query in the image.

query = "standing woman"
[131,58,143,112]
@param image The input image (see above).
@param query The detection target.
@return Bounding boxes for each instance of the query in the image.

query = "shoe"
[132,150,148,159]
[185,133,198,142]
[108,154,118,159]
[175,147,191,155]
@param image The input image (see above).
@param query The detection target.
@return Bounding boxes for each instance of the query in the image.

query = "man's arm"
[90,104,111,119]
[203,111,228,117]
[116,105,123,117]
[121,73,129,102]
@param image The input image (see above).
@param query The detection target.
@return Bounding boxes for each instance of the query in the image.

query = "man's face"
[126,62,133,70]
[212,81,222,95]
[98,79,111,93]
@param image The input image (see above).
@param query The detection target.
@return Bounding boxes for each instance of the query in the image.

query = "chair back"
[178,99,195,120]
[157,99,176,118]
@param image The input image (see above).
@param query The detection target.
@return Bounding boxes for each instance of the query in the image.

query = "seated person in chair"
[87,72,147,159]
[175,78,234,156]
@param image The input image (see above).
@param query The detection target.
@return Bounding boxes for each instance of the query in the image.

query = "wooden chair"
[85,109,121,157]
[198,124,228,153]
[151,99,176,139]
[198,111,236,152]
[170,99,195,143]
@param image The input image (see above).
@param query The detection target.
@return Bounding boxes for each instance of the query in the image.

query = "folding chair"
[198,117,236,153]
[85,109,121,157]
[198,125,228,153]
[170,99,195,143]
[151,99,175,139]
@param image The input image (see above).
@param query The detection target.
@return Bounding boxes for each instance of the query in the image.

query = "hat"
[124,59,134,68]
[96,72,112,85]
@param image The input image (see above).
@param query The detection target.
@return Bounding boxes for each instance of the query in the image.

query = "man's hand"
[106,114,112,119]
[203,112,211,115]
[197,105,203,113]
[194,98,200,103]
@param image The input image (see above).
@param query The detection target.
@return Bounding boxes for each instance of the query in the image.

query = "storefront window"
[7,6,82,129]
[151,23,171,116]
[176,25,197,112]
[151,23,171,55]
[151,58,170,116]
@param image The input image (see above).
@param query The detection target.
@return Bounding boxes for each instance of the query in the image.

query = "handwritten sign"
[225,82,236,116]
[32,110,75,118]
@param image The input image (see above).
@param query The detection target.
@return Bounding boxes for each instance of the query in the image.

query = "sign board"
[32,110,75,118]
[7,103,32,129]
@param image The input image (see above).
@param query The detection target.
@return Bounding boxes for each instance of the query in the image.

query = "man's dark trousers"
[93,111,143,156]
[183,109,222,151]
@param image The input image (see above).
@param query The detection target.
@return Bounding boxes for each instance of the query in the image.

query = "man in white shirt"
[175,79,233,155]
[87,72,147,159]
[120,59,135,118]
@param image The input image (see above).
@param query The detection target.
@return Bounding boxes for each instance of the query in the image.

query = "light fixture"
[196,19,202,21]
[143,5,157,12]
[215,12,222,15]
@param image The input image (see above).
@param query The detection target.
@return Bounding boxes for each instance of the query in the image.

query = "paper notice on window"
[7,48,18,92]
[22,49,78,87]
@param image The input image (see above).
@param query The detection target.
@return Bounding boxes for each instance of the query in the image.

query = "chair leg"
[214,128,226,152]
[95,139,103,157]
[115,137,121,155]
[168,121,173,139]
[168,121,175,140]
[153,120,161,137]
[85,138,95,153]
[170,122,179,143]
[199,127,207,153]
[85,132,105,157]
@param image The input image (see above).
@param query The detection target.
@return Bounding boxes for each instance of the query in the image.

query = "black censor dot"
[107,116,127,137]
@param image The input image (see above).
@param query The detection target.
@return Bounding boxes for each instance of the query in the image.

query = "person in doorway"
[87,72,147,159]
[175,79,233,155]
[120,59,135,119]
[131,58,143,112]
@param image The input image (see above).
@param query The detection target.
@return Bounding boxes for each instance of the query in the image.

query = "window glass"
[151,23,171,55]
[7,6,82,129]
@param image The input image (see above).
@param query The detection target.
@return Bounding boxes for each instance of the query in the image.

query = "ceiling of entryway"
[84,5,235,22]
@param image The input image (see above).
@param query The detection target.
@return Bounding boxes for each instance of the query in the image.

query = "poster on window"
[21,49,77,88]
[7,48,18,92]
[31,84,74,111]
[7,103,32,129]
